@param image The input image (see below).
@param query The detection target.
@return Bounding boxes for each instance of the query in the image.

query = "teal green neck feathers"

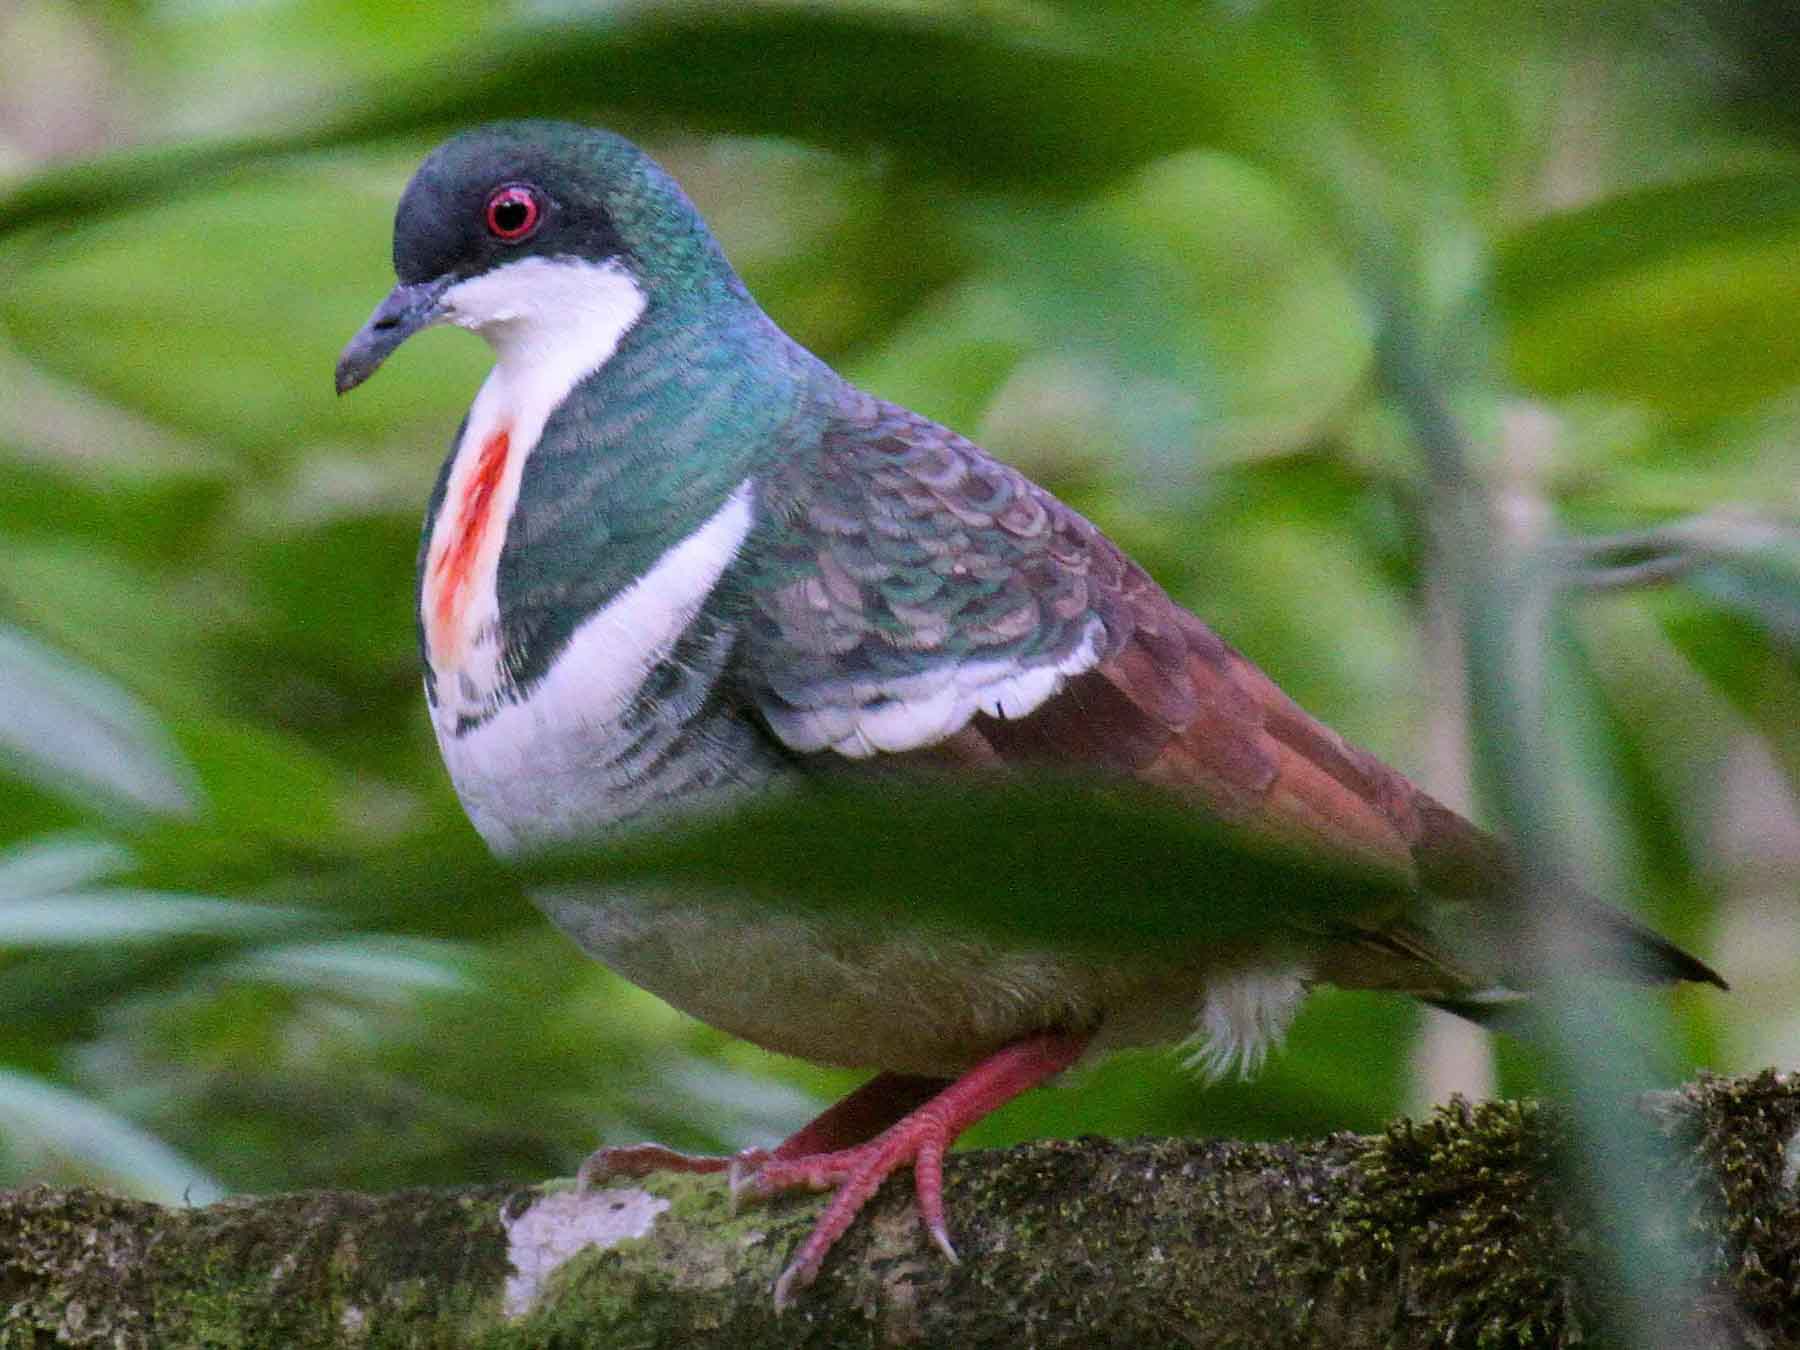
[491,292,823,692]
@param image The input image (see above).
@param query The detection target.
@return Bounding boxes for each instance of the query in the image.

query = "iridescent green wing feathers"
[739,389,1124,759]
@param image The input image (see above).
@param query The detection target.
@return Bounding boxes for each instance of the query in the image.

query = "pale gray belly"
[528,883,1225,1075]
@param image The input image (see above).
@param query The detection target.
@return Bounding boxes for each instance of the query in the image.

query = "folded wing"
[738,390,1724,998]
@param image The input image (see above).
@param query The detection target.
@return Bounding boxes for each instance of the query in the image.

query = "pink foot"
[576,1071,950,1189]
[734,1032,1090,1309]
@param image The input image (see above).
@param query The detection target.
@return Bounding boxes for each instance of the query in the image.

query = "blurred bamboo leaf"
[1384,306,1709,1350]
[1659,598,1800,795]
[0,543,223,710]
[0,544,371,849]
[0,891,309,947]
[0,625,196,818]
[1685,533,1800,652]
[94,930,823,1191]
[215,937,469,1003]
[0,835,133,901]
[0,1068,224,1204]
[1574,515,1800,792]
[0,840,334,1036]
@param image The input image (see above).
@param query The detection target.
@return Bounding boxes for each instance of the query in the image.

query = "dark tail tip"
[1650,935,1729,992]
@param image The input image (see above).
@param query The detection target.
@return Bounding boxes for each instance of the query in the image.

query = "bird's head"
[335,120,738,395]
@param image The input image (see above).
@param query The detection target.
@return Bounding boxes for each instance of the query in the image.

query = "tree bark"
[4,1072,1797,1349]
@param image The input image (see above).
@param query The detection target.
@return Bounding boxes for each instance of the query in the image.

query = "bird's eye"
[484,185,542,242]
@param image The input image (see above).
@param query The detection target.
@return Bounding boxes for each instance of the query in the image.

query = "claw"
[772,1256,809,1313]
[581,1034,1089,1310]
[914,1135,951,1258]
[577,1142,733,1191]
[927,1217,960,1265]
[726,1152,760,1210]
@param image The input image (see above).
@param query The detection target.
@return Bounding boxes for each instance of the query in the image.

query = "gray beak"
[334,277,452,395]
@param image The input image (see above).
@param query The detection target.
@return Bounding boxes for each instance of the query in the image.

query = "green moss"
[1332,1099,1573,1347]
[10,1077,1798,1346]
[484,1174,817,1350]
[1,1184,528,1348]
[1648,1070,1800,1346]
[1312,1077,1800,1349]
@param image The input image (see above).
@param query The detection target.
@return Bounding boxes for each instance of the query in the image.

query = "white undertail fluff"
[1181,964,1311,1082]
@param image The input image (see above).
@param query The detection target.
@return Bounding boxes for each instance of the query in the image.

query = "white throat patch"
[421,256,646,719]
[441,254,646,384]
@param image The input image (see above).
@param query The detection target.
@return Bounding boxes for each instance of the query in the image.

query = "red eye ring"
[484,185,542,242]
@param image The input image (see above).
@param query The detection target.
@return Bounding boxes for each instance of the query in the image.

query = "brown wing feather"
[973,556,1423,880]
[964,552,1723,996]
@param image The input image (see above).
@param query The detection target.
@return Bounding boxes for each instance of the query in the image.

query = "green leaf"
[0,452,233,570]
[529,778,1403,954]
[0,625,197,818]
[1497,167,1800,418]
[0,7,1226,244]
[0,1068,224,1204]
[689,140,974,363]
[0,891,309,946]
[844,279,1035,435]
[0,161,489,458]
[968,151,1371,471]
[1494,168,1800,315]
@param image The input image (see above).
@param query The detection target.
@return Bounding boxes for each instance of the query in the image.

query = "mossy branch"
[4,1072,1797,1349]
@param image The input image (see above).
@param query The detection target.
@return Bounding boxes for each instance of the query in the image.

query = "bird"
[335,120,1724,1308]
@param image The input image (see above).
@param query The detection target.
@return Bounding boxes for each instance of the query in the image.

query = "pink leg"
[576,1071,950,1188]
[736,1031,1090,1309]
[772,1072,952,1158]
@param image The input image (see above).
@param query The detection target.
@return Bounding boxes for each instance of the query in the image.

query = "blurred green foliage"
[0,2,1794,1307]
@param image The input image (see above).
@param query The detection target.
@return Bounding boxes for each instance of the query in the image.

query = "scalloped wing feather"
[742,392,1120,759]
[738,388,1723,1007]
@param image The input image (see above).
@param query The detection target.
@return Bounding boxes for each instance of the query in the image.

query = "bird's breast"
[427,478,782,854]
